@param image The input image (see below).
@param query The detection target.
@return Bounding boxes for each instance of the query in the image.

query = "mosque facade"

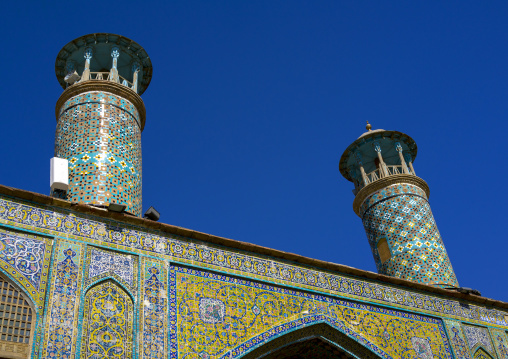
[0,33,506,359]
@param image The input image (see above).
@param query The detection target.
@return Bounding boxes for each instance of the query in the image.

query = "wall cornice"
[0,183,506,315]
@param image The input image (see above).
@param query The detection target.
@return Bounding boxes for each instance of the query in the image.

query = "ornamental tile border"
[42,240,85,359]
[490,328,508,359]
[443,319,472,359]
[0,196,507,329]
[140,257,168,359]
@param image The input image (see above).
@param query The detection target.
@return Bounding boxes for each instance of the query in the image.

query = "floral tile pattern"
[0,227,51,309]
[80,280,134,358]
[170,266,452,359]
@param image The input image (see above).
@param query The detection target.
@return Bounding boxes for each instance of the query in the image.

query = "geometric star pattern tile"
[361,183,459,287]
[55,91,142,215]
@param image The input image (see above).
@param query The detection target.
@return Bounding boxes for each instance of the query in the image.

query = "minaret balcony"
[353,165,415,194]
[364,164,412,185]
[85,72,134,89]
[340,125,419,197]
[55,34,153,96]
[64,71,137,93]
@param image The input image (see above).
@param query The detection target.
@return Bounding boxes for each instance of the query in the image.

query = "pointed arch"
[83,275,136,303]
[239,321,383,359]
[80,280,134,359]
[473,347,494,359]
[0,272,36,359]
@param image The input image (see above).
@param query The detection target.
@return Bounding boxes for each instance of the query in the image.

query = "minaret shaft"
[339,126,459,288]
[359,180,458,288]
[55,83,143,215]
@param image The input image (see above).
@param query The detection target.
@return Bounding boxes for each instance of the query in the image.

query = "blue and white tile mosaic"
[463,324,495,355]
[0,232,46,289]
[0,227,51,309]
[88,248,134,287]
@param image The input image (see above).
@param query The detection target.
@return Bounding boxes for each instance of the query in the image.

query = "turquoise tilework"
[361,183,459,288]
[0,196,506,359]
[55,91,142,215]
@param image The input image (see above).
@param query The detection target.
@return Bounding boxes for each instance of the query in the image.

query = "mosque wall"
[0,193,506,359]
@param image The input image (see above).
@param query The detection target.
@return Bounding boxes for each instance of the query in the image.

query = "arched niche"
[82,275,136,304]
[80,280,134,358]
[0,273,36,359]
[473,347,494,359]
[240,322,382,359]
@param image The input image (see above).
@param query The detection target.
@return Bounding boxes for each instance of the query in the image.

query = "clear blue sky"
[1,1,507,301]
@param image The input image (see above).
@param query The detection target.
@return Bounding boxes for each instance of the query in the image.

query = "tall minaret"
[54,33,152,216]
[339,123,459,288]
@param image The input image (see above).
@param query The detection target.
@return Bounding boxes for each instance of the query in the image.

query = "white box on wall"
[50,157,69,191]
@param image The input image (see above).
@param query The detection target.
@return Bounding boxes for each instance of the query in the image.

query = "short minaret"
[339,123,459,288]
[54,33,152,216]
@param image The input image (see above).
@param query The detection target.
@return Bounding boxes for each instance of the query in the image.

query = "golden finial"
[366,121,372,131]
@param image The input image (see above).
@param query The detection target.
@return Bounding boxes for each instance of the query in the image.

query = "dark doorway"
[263,337,353,358]
[240,323,382,359]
